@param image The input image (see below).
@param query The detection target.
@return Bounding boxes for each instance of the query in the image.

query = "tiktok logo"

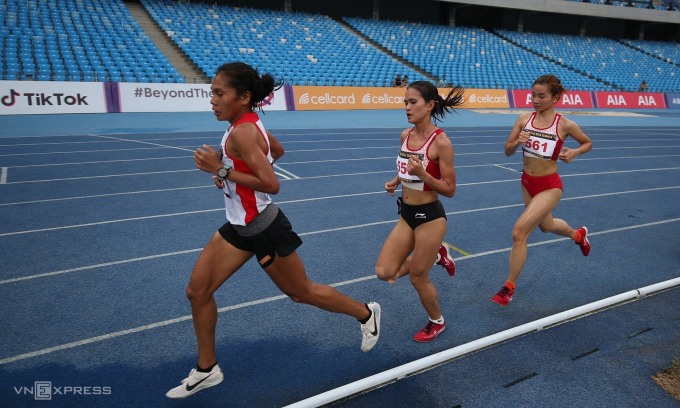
[0,89,89,107]
[1,89,20,107]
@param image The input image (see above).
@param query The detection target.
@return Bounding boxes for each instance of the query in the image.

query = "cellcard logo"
[0,89,89,107]
[469,93,505,104]
[361,93,403,104]
[13,381,112,400]
[299,93,311,104]
[298,92,355,105]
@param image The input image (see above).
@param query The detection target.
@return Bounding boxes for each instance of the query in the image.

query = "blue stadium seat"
[1,0,181,83]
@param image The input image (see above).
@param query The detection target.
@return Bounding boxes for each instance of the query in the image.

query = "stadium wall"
[0,80,671,115]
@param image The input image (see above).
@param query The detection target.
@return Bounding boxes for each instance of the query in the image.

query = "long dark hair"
[214,62,283,111]
[407,81,465,123]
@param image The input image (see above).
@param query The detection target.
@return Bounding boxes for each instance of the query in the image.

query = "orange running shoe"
[575,226,590,256]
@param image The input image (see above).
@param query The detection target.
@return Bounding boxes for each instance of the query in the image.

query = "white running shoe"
[360,302,381,352]
[166,363,224,399]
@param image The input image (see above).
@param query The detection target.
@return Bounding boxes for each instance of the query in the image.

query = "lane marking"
[0,185,212,207]
[93,134,196,153]
[0,218,677,365]
[96,134,301,181]
[7,155,191,168]
[0,146,161,157]
[0,275,376,365]
[4,198,678,284]
[228,153,680,166]
[444,242,471,257]
[1,184,679,237]
[0,249,203,285]
[0,167,7,184]
[2,141,677,158]
[235,165,680,183]
[274,164,301,179]
[2,153,679,205]
[493,164,521,173]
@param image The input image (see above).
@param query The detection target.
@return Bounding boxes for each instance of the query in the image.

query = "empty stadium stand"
[0,0,183,82]
[140,0,428,86]
[1,0,678,92]
[344,18,611,91]
[499,30,680,92]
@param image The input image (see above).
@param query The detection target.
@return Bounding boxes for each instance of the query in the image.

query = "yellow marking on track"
[444,241,471,257]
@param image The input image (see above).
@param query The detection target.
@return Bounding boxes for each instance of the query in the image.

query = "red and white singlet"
[522,112,564,161]
[396,128,443,191]
[220,112,274,226]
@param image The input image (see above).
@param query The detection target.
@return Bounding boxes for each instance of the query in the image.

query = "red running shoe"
[575,226,590,256]
[413,320,446,342]
[491,286,515,307]
[436,243,456,277]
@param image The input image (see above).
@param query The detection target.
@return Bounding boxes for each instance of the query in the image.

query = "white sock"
[430,316,444,325]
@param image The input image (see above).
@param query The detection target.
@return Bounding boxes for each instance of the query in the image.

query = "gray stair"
[125,1,210,84]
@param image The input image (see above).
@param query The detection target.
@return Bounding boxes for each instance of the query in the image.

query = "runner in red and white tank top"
[377,80,465,343]
[219,111,273,226]
[168,63,383,399]
[491,74,593,308]
[397,128,444,191]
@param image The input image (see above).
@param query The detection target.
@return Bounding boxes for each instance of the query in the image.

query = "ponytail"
[215,62,283,111]
[408,81,466,123]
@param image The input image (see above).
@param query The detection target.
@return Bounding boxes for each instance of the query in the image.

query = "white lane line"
[0,185,212,207]
[1,184,679,238]
[0,249,203,285]
[8,155,190,169]
[0,275,376,365]
[493,164,521,173]
[0,167,7,184]
[274,164,301,179]
[92,134,196,153]
[0,218,677,364]
[2,169,196,184]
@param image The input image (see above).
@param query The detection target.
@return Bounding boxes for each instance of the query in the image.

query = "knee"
[511,226,528,243]
[408,269,430,287]
[285,285,314,304]
[288,295,305,303]
[375,264,395,281]
[185,283,211,305]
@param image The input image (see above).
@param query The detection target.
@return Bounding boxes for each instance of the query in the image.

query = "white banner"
[117,82,288,112]
[0,80,108,115]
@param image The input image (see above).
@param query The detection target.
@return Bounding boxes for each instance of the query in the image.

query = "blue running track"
[0,109,679,407]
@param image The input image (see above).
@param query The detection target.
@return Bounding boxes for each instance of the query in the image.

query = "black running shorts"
[218,209,303,268]
[398,198,447,230]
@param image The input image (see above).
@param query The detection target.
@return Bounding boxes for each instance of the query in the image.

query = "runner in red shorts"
[491,74,593,307]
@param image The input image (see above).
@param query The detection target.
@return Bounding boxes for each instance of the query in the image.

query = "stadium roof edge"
[443,0,680,24]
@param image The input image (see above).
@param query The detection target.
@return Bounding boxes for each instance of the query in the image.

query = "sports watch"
[217,165,231,180]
